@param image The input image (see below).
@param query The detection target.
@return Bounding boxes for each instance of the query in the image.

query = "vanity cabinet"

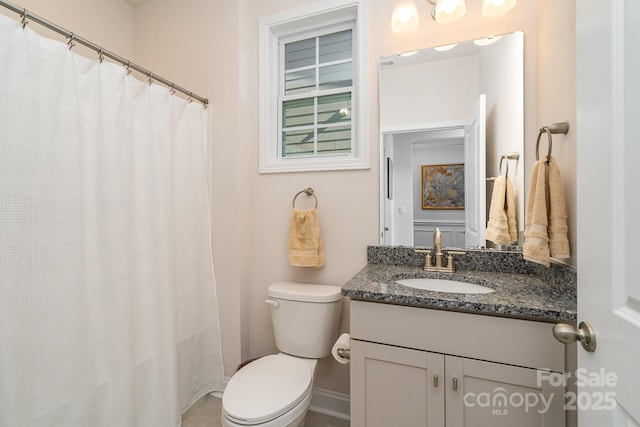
[350,301,566,427]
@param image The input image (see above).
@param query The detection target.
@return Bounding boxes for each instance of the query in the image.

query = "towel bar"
[292,187,318,209]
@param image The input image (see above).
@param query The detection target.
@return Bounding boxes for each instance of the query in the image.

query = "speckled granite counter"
[342,247,577,323]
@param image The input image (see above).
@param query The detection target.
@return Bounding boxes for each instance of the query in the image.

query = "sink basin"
[395,278,495,294]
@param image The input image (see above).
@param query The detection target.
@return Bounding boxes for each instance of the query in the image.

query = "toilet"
[221,281,343,427]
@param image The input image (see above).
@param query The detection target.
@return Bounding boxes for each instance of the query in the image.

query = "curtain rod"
[0,0,208,106]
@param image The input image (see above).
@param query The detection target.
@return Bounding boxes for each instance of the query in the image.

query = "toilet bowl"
[221,282,343,427]
[221,354,317,427]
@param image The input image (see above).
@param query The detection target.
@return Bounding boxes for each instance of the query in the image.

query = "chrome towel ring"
[292,187,318,209]
[536,121,570,163]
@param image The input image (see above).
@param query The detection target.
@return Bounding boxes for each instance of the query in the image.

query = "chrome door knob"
[553,321,597,352]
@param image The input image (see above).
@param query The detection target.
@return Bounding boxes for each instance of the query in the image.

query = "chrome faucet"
[415,227,465,272]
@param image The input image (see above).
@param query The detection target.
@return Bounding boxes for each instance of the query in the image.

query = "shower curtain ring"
[67,33,76,50]
[98,49,104,63]
[169,83,176,95]
[187,92,193,103]
[21,9,28,28]
[147,72,154,86]
[125,61,132,75]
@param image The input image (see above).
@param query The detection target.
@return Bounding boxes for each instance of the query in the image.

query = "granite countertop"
[342,263,577,323]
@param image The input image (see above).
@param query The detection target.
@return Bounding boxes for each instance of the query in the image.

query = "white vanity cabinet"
[350,300,567,427]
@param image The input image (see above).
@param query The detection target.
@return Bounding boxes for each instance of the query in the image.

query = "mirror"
[379,31,524,249]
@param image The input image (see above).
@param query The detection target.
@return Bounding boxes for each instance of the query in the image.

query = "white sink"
[395,278,495,294]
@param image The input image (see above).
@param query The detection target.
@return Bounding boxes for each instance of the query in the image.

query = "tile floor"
[181,393,350,427]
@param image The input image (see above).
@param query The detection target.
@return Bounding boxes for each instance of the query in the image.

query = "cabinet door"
[445,356,565,427]
[351,340,445,427]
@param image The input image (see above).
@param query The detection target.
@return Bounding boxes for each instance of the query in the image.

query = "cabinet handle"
[433,374,439,388]
[452,377,458,391]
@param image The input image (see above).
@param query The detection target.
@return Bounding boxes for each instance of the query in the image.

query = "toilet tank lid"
[268,281,342,303]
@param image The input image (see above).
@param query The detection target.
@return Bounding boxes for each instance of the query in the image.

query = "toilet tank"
[267,281,343,358]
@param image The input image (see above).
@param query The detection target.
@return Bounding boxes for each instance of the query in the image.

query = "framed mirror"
[379,31,524,250]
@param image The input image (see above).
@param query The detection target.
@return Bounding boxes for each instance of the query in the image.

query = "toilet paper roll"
[331,333,351,365]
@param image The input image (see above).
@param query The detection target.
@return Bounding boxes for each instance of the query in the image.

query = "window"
[281,28,353,158]
[259,0,369,173]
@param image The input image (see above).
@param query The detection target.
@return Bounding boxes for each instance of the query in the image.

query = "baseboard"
[210,390,224,399]
[308,387,351,421]
[211,377,351,421]
[208,376,230,399]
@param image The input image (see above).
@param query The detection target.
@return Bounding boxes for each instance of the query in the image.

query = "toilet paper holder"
[332,333,351,364]
[336,347,350,359]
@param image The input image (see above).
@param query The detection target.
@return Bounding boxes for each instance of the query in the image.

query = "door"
[382,137,394,245]
[577,0,640,425]
[445,356,565,427]
[350,340,445,427]
[464,94,487,248]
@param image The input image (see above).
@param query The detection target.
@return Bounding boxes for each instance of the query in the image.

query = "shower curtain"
[0,13,224,426]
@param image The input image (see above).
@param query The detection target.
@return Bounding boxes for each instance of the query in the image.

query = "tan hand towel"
[506,177,518,243]
[486,176,515,245]
[288,208,326,268]
[523,159,551,266]
[547,156,570,258]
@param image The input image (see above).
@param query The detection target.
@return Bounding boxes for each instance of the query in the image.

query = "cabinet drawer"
[350,300,564,372]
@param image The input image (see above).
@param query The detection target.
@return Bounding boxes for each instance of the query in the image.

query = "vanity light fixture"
[391,0,516,32]
[433,0,466,24]
[398,50,419,56]
[473,34,502,46]
[482,0,517,18]
[390,0,420,33]
[434,43,458,51]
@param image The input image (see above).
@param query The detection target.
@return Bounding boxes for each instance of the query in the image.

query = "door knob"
[552,321,597,352]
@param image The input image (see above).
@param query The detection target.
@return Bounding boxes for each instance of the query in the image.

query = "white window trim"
[259,0,369,174]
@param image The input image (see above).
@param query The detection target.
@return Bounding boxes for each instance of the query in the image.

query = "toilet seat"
[222,354,317,426]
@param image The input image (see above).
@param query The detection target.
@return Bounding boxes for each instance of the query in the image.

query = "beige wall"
[4,0,577,398]
[4,0,135,59]
[536,0,577,267]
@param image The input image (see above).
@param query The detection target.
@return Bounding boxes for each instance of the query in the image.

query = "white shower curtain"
[0,13,224,426]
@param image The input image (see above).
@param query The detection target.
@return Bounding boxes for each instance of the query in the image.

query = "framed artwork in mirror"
[421,163,465,210]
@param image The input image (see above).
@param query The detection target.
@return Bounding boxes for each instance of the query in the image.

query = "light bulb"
[434,0,466,24]
[391,0,419,32]
[397,10,413,23]
[482,0,516,17]
[440,0,458,14]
